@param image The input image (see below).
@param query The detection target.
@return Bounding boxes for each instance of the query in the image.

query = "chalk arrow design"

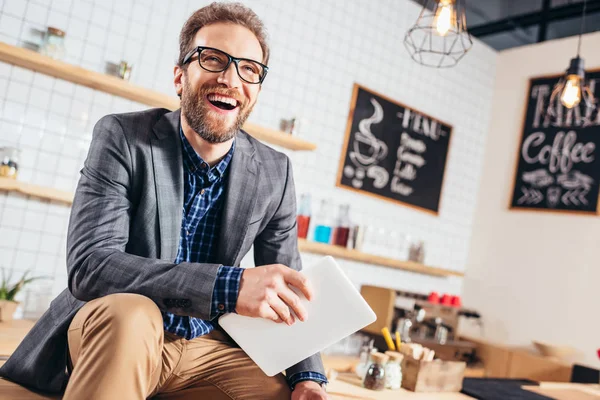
[517,187,543,205]
[561,189,588,206]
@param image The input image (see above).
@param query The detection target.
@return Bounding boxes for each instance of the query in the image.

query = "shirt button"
[201,189,205,195]
[218,304,225,311]
[201,162,208,169]
[186,230,190,236]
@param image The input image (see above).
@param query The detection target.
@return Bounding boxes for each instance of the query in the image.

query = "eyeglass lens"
[199,48,264,83]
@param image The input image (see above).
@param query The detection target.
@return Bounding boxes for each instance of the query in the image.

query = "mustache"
[197,85,245,106]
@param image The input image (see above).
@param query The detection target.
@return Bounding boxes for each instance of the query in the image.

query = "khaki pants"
[64,293,291,400]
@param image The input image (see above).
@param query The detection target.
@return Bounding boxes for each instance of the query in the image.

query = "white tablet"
[219,256,376,376]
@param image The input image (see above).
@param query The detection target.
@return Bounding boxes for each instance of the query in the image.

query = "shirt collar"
[179,125,235,179]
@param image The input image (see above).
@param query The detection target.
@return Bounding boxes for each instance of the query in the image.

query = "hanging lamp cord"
[577,0,587,57]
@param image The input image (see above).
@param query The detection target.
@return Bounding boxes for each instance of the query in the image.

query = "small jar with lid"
[0,147,20,179]
[384,351,404,390]
[41,27,66,60]
[362,352,388,391]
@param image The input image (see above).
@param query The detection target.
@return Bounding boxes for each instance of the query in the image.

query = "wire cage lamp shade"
[546,0,596,121]
[546,56,596,122]
[404,0,473,68]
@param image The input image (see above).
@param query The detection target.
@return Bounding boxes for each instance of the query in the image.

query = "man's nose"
[216,62,242,87]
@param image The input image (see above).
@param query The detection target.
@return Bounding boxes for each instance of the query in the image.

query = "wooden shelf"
[297,238,464,278]
[0,177,73,205]
[0,42,317,151]
[243,122,316,151]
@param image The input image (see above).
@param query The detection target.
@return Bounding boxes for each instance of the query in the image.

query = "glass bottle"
[313,199,333,244]
[332,204,351,247]
[384,351,403,390]
[355,345,372,379]
[362,352,388,391]
[296,193,311,239]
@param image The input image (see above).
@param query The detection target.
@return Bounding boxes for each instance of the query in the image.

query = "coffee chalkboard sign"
[510,71,600,214]
[336,84,452,214]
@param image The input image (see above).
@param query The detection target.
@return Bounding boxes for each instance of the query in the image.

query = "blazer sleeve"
[66,114,221,320]
[253,156,326,378]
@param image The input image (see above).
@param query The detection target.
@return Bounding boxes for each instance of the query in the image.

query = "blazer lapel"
[151,109,183,261]
[217,132,260,266]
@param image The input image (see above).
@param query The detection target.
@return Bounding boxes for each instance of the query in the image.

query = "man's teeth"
[207,94,238,107]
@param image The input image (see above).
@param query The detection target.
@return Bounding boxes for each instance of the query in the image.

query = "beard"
[181,77,254,144]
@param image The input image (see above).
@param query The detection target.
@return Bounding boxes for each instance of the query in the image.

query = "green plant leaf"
[3,271,49,301]
[1,267,8,291]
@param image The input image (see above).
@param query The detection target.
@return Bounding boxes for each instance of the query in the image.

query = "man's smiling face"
[175,22,264,144]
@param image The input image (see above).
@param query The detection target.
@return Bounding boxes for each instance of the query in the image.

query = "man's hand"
[236,264,313,325]
[291,381,327,400]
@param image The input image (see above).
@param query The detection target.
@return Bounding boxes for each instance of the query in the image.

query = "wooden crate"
[401,356,466,392]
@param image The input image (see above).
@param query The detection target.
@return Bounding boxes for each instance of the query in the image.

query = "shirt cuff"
[287,371,328,391]
[211,265,243,318]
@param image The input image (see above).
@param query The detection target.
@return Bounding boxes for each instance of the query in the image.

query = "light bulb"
[434,0,454,36]
[560,75,582,108]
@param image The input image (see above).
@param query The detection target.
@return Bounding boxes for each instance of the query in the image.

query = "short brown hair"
[178,2,270,67]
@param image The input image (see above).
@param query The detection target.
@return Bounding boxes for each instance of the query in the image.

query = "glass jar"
[313,199,333,244]
[362,352,388,391]
[41,27,66,60]
[0,147,20,179]
[118,61,133,81]
[384,351,403,390]
[332,204,351,247]
[296,193,312,239]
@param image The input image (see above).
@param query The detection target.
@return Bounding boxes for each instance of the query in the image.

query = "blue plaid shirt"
[162,126,326,390]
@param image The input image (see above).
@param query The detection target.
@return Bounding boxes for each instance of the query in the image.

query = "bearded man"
[0,2,327,400]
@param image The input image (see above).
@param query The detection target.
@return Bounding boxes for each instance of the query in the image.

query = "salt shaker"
[384,351,404,390]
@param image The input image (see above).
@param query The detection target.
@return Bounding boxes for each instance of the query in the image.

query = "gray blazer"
[0,108,324,393]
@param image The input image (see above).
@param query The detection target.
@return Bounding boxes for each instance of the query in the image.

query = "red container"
[451,295,462,308]
[428,292,440,304]
[297,215,310,239]
[440,294,452,306]
[332,226,350,247]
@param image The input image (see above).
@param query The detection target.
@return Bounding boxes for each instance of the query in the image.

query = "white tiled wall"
[0,0,497,318]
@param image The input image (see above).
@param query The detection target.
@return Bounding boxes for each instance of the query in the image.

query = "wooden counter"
[0,319,36,357]
[327,372,474,399]
[462,335,573,382]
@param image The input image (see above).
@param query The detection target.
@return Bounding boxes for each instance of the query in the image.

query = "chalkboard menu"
[510,71,600,214]
[336,84,452,214]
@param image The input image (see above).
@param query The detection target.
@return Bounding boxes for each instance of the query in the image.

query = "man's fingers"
[279,286,308,322]
[259,303,281,323]
[283,269,313,301]
[269,296,294,325]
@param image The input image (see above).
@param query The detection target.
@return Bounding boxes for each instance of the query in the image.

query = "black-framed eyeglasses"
[182,46,269,84]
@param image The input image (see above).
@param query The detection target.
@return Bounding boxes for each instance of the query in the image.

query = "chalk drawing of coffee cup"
[346,97,388,189]
[546,186,561,208]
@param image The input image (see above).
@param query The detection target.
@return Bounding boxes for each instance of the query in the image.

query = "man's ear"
[174,65,184,98]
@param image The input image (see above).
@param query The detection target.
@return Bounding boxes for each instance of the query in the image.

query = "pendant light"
[404,0,473,68]
[547,0,596,116]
